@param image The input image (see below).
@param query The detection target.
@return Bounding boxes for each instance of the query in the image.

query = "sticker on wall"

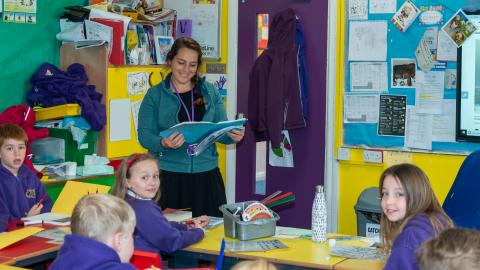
[441,9,478,48]
[418,5,444,25]
[14,13,25,23]
[391,0,420,32]
[3,12,14,22]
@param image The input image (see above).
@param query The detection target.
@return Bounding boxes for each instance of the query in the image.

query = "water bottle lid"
[316,185,324,193]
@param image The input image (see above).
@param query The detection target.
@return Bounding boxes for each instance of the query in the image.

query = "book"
[225,239,288,252]
[22,213,71,226]
[159,118,247,144]
[0,227,44,250]
[163,208,192,222]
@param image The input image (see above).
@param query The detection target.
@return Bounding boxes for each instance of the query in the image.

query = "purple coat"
[0,163,52,232]
[248,8,306,147]
[126,195,204,254]
[384,214,436,270]
[50,234,135,270]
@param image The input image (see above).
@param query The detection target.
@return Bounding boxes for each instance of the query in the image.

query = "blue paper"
[176,19,192,38]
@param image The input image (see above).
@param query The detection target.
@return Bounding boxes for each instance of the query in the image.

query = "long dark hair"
[166,37,203,90]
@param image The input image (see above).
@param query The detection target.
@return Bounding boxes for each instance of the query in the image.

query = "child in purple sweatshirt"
[50,194,137,270]
[0,123,52,232]
[379,163,454,270]
[112,153,208,254]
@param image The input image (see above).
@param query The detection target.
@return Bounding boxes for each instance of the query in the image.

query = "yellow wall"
[334,0,467,235]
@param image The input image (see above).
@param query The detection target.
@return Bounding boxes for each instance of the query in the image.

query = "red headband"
[126,154,142,172]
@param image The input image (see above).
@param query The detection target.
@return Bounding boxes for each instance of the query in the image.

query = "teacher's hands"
[161,131,185,149]
[228,127,245,142]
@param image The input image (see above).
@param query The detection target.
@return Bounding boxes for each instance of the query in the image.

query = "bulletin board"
[343,0,480,153]
[163,0,221,60]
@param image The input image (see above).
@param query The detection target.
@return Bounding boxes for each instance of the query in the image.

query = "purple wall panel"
[236,0,328,228]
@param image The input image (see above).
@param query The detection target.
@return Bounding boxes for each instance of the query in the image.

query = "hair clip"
[126,153,143,172]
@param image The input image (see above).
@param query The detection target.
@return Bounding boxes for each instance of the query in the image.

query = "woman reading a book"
[138,37,244,217]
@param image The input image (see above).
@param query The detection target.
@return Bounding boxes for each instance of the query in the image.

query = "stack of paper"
[22,213,71,226]
[163,209,192,222]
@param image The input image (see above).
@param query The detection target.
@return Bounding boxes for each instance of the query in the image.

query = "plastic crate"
[35,104,81,121]
[48,128,97,166]
[219,201,280,240]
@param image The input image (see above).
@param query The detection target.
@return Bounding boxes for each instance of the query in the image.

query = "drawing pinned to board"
[154,35,174,64]
[204,73,227,101]
[391,0,420,32]
[348,0,368,20]
[369,0,397,14]
[445,69,457,89]
[418,5,444,25]
[391,59,416,88]
[127,72,150,96]
[378,95,407,136]
[441,9,478,47]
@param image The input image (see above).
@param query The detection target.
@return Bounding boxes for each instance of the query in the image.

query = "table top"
[334,258,385,270]
[182,226,347,269]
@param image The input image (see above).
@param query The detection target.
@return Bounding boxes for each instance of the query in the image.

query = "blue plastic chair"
[443,150,480,229]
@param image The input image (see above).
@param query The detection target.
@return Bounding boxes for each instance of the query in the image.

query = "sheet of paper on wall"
[432,99,456,142]
[445,69,457,89]
[131,99,142,141]
[415,37,436,72]
[269,130,294,167]
[344,95,380,123]
[391,0,420,32]
[348,0,368,20]
[350,62,388,92]
[203,73,227,98]
[127,72,150,96]
[405,106,433,150]
[377,95,407,136]
[110,98,132,142]
[436,31,457,62]
[369,0,397,14]
[348,21,387,61]
[415,71,444,115]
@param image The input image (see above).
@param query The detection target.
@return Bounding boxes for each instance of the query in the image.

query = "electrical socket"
[363,150,383,163]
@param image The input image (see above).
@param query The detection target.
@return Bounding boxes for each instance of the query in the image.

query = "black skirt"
[159,167,227,217]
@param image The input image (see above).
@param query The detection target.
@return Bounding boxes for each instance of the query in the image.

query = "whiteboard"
[164,0,221,60]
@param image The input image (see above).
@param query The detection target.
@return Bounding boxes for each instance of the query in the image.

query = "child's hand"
[192,215,209,229]
[26,203,43,217]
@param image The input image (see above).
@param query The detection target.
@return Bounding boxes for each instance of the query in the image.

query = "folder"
[51,181,111,216]
[90,18,125,65]
[0,227,44,250]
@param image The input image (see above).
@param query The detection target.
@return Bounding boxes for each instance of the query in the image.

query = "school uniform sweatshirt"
[0,163,52,232]
[126,195,204,254]
[384,214,436,270]
[49,234,136,270]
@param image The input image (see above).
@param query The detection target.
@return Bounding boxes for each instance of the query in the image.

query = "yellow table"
[172,226,347,269]
[334,259,385,270]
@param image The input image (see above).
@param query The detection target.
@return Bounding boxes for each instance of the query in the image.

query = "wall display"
[344,0,480,152]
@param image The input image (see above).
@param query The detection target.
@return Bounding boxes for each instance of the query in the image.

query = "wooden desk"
[334,259,385,270]
[171,226,347,269]
[0,235,60,267]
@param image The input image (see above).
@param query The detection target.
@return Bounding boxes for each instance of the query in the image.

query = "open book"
[159,118,247,156]
[22,213,71,226]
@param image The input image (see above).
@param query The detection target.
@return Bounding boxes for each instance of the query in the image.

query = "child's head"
[71,193,136,262]
[230,259,277,270]
[112,153,161,201]
[0,123,28,175]
[379,163,452,251]
[417,228,480,270]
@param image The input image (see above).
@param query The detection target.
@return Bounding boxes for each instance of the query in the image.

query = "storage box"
[30,137,65,164]
[354,187,381,237]
[35,104,81,121]
[219,201,280,240]
[48,128,97,166]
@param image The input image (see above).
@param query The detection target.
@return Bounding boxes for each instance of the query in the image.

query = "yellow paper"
[51,181,111,216]
[0,227,44,250]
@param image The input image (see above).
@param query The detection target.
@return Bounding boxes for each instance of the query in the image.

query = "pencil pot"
[219,201,280,241]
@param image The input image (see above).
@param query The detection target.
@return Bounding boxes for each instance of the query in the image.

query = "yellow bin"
[34,104,82,121]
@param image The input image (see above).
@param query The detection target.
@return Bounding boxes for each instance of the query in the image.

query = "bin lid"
[354,187,381,213]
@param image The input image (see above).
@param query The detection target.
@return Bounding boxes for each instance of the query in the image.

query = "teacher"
[138,37,244,217]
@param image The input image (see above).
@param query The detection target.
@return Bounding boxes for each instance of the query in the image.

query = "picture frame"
[154,35,174,64]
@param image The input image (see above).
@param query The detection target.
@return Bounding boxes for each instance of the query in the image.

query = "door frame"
[225,0,340,231]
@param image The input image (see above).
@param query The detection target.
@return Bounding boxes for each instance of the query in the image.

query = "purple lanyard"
[171,81,194,122]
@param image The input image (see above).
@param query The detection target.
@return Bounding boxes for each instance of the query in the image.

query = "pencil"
[37,193,47,206]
